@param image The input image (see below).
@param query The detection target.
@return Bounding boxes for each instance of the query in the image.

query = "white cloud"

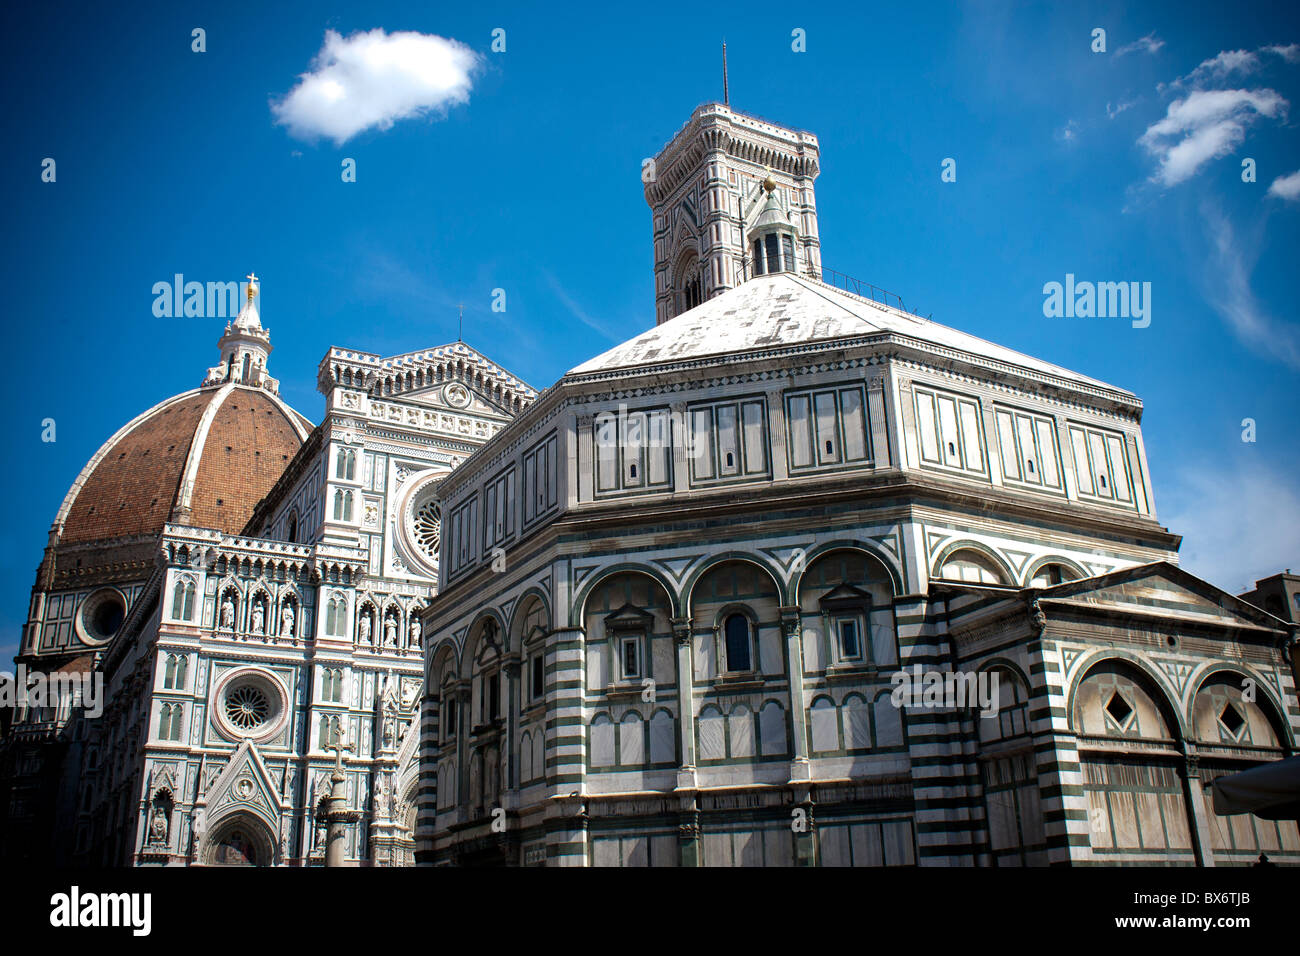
[1116,32,1165,57]
[1264,43,1300,63]
[1107,98,1138,119]
[1054,119,1080,144]
[272,29,480,144]
[1201,202,1300,369]
[1165,42,1299,91]
[1267,169,1300,201]
[1139,88,1288,186]
[1161,460,1300,592]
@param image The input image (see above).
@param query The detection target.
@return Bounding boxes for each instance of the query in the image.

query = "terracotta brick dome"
[54,384,313,546]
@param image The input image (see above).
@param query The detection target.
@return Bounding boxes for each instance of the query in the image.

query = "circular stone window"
[77,588,126,645]
[214,669,288,742]
[225,685,270,731]
[413,496,441,560]
[396,471,449,576]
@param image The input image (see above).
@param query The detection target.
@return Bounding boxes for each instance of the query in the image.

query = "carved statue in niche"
[408,618,422,648]
[148,805,169,845]
[281,603,295,638]
[220,595,235,630]
[384,615,398,648]
[251,600,265,634]
[374,774,393,819]
[358,610,372,645]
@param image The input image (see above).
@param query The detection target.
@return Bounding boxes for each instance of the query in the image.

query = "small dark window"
[531,655,545,700]
[765,234,780,274]
[724,614,751,672]
[629,463,637,479]
[1105,693,1132,726]
[725,452,734,468]
[621,637,641,678]
[825,440,833,454]
[1220,703,1245,736]
[838,619,860,659]
[753,240,765,276]
[1099,474,1108,489]
[488,674,501,721]
[1027,459,1035,474]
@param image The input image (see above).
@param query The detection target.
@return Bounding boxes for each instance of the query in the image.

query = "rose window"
[225,685,270,731]
[414,497,441,560]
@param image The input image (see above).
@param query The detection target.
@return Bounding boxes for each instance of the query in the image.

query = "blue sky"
[2,1,1298,664]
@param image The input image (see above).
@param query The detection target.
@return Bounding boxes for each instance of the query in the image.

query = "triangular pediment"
[604,602,654,630]
[327,341,536,416]
[202,739,283,830]
[819,583,874,608]
[1039,561,1286,632]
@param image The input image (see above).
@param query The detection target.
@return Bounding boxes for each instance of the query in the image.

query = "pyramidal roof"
[569,273,1128,396]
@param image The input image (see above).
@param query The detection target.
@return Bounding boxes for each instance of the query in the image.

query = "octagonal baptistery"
[416,268,1200,867]
[23,354,312,670]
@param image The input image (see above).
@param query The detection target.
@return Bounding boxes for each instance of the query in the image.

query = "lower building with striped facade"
[413,271,1299,866]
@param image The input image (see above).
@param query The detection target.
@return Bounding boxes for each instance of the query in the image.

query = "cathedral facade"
[0,280,533,865]
[414,103,1299,866]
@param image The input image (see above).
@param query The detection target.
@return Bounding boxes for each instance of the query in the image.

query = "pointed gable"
[202,740,285,831]
[1039,561,1289,634]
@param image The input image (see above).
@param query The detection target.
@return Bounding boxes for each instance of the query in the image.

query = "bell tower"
[644,103,822,325]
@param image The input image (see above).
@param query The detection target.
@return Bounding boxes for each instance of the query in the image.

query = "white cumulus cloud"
[1267,169,1300,201]
[272,29,480,144]
[1139,88,1288,186]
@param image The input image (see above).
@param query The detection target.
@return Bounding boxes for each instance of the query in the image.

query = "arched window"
[324,593,346,637]
[171,577,195,620]
[1029,563,1079,588]
[674,251,703,316]
[723,613,752,672]
[158,703,183,741]
[321,667,344,703]
[333,490,354,522]
[335,448,356,480]
[287,512,298,543]
[318,714,340,751]
[163,654,187,690]
[938,549,1007,585]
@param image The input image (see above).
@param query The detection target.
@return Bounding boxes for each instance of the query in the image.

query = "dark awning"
[1211,756,1300,821]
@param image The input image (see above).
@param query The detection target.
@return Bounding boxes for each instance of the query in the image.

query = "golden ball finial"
[762,172,777,193]
[245,272,259,301]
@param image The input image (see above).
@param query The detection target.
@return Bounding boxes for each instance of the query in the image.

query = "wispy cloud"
[1162,459,1300,592]
[1116,32,1165,57]
[1267,169,1300,201]
[1055,118,1080,144]
[1139,88,1288,186]
[1201,202,1300,369]
[1106,98,1139,119]
[542,272,622,341]
[1163,42,1299,91]
[272,29,480,145]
